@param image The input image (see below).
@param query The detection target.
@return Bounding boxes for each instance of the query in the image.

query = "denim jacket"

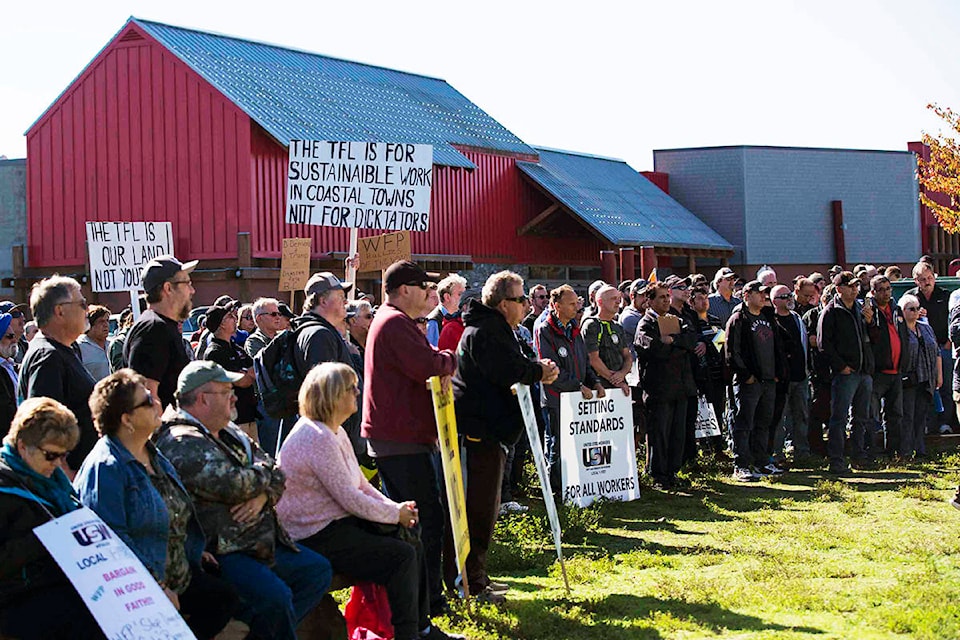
[74,435,205,581]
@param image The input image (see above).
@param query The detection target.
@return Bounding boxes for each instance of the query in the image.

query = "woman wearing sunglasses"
[74,369,238,639]
[0,397,103,638]
[898,294,942,459]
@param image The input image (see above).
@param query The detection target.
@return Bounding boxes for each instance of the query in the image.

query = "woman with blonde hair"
[276,362,461,640]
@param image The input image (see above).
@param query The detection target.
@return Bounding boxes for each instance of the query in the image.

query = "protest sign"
[287,141,433,232]
[85,222,173,293]
[513,383,570,594]
[278,237,312,292]
[695,395,722,439]
[559,391,640,508]
[428,376,470,582]
[656,314,680,337]
[33,507,195,640]
[357,231,411,273]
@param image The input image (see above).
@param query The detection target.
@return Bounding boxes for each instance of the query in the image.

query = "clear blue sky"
[3,0,960,170]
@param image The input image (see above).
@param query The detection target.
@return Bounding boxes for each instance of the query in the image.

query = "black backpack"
[253,318,321,418]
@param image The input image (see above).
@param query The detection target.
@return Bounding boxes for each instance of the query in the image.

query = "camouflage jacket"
[154,410,295,565]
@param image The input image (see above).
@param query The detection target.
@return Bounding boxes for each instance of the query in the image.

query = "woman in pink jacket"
[275,363,462,640]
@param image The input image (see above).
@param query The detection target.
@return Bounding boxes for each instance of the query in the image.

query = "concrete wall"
[654,146,921,268]
[0,159,27,298]
[654,147,747,263]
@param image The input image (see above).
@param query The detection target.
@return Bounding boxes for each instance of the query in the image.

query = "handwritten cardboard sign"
[85,222,174,292]
[357,231,412,273]
[279,238,312,292]
[286,141,433,231]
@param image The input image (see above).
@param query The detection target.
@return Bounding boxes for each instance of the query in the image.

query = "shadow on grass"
[464,592,826,639]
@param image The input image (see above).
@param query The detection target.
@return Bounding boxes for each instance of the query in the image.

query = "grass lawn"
[433,452,960,640]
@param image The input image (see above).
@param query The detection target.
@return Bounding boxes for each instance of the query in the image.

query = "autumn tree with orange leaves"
[919,103,960,233]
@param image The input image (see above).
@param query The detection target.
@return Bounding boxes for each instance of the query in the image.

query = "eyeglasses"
[774,294,793,300]
[533,294,548,300]
[59,298,88,310]
[904,306,920,312]
[257,311,282,318]
[170,279,192,288]
[8,311,22,319]
[130,390,156,412]
[503,296,527,304]
[402,281,429,290]
[35,446,71,462]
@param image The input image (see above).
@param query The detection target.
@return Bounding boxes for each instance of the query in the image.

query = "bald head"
[770,284,793,314]
[595,285,621,319]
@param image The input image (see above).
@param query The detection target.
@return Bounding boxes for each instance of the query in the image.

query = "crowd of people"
[1,252,959,639]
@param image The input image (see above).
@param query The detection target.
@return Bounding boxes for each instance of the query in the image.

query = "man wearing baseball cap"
[156,361,331,639]
[818,270,875,474]
[124,255,197,408]
[0,301,29,364]
[708,267,741,328]
[726,280,786,481]
[362,260,456,616]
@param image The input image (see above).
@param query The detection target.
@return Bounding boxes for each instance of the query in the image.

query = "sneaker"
[827,462,851,476]
[421,625,466,640]
[487,580,509,593]
[759,463,785,476]
[498,501,529,515]
[939,424,953,435]
[733,467,760,482]
[474,585,507,605]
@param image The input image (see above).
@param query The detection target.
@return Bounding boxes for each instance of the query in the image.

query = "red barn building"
[23,18,731,308]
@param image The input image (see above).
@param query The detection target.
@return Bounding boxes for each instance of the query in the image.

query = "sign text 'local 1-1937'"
[286,141,433,232]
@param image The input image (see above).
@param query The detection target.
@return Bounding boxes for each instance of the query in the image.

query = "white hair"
[898,293,920,311]
[252,297,280,317]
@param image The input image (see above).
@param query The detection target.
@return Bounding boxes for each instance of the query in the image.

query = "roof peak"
[130,17,448,84]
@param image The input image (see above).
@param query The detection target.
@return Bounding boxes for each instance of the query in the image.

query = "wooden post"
[639,246,657,280]
[619,247,635,282]
[687,255,696,275]
[11,245,25,304]
[237,232,251,302]
[600,251,617,285]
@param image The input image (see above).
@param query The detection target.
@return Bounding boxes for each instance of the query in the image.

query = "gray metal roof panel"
[518,148,733,250]
[134,19,537,168]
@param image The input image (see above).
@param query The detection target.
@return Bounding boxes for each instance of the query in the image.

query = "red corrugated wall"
[250,134,602,265]
[26,24,252,268]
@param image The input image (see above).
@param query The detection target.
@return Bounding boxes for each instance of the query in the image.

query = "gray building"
[653,146,920,273]
[0,159,26,297]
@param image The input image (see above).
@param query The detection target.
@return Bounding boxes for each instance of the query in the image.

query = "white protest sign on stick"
[33,506,196,640]
[559,391,640,508]
[695,395,722,439]
[512,383,570,595]
[86,221,174,322]
[286,141,433,232]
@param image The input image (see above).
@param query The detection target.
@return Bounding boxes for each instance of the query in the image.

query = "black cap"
[664,275,692,289]
[831,270,859,287]
[141,255,198,292]
[742,280,770,294]
[0,301,27,318]
[204,304,235,333]
[213,295,236,308]
[384,260,439,293]
[278,302,295,319]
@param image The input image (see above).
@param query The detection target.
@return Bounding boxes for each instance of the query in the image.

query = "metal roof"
[133,19,536,169]
[517,148,733,250]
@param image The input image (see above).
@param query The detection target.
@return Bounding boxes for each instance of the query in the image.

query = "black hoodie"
[453,298,544,445]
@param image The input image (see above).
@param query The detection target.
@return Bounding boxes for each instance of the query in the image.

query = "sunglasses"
[904,306,920,312]
[774,294,793,300]
[671,285,689,291]
[130,390,156,412]
[36,446,71,462]
[257,311,282,318]
[533,294,548,300]
[503,296,527,304]
[402,281,430,290]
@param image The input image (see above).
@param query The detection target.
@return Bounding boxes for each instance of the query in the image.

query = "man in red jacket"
[362,260,458,618]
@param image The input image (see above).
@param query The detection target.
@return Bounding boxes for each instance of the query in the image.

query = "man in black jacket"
[726,280,785,481]
[636,282,698,490]
[818,271,875,474]
[0,315,17,441]
[866,275,907,458]
[453,271,558,603]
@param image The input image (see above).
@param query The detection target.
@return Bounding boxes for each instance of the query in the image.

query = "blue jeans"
[828,372,873,466]
[217,544,332,640]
